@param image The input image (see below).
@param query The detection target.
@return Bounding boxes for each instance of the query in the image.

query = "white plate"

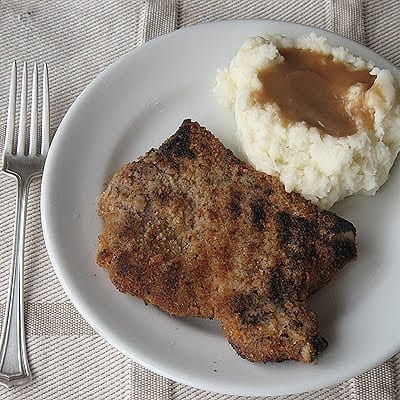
[41,20,400,396]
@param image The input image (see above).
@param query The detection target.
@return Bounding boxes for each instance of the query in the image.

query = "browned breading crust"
[97,119,357,363]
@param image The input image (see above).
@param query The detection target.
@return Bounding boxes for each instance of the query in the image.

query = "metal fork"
[0,61,49,388]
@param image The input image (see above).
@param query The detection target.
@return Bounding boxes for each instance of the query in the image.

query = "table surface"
[0,0,399,399]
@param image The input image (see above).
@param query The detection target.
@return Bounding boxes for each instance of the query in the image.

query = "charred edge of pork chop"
[222,295,328,363]
[97,119,357,363]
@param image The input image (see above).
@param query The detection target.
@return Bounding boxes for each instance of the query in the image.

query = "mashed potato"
[214,33,400,209]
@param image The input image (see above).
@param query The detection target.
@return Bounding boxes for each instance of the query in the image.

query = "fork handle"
[0,175,32,388]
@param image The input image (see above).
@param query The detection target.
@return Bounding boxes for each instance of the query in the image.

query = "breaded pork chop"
[97,120,357,363]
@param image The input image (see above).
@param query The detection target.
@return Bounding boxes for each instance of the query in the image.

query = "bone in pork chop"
[97,119,357,363]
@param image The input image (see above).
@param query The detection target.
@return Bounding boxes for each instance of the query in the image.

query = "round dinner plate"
[41,20,400,396]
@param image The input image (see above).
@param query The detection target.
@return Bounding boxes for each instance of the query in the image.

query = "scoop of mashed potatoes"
[214,33,400,209]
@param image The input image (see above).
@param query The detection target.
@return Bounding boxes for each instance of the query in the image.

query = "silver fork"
[0,61,49,388]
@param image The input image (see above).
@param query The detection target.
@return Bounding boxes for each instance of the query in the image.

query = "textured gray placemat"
[0,0,399,399]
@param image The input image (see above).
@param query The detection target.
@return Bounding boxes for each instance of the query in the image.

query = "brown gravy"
[257,48,376,137]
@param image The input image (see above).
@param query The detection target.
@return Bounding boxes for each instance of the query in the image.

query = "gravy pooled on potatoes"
[257,48,375,137]
[214,33,400,209]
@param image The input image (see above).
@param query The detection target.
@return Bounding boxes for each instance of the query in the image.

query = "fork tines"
[5,61,49,157]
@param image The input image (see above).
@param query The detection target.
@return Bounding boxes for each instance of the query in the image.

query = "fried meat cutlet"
[97,119,357,363]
